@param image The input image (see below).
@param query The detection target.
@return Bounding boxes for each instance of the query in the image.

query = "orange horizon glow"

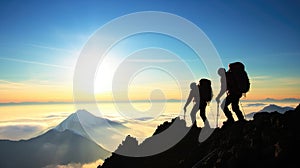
[1,77,299,103]
[1,89,299,104]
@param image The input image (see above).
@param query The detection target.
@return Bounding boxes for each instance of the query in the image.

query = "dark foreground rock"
[99,104,300,168]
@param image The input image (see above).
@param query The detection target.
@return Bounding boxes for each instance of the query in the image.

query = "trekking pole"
[216,102,219,128]
[240,101,246,118]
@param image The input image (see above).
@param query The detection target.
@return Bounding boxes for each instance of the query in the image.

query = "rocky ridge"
[99,104,300,168]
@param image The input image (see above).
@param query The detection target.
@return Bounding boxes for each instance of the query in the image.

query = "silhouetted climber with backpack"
[184,79,212,127]
[215,62,250,124]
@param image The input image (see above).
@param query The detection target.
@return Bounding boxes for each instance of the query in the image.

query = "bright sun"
[94,56,120,94]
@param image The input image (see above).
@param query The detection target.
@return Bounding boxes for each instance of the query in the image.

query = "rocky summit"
[99,104,300,168]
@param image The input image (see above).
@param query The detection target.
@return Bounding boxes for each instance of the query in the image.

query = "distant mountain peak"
[64,109,98,122]
[55,110,128,139]
[0,109,129,168]
[54,110,87,137]
[0,127,110,168]
[245,104,295,119]
[259,104,294,113]
[76,109,97,118]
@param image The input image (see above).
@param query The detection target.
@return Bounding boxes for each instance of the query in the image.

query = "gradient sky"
[0,0,300,103]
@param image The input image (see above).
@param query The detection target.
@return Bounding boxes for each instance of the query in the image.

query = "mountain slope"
[99,104,300,168]
[0,129,110,168]
[0,110,129,168]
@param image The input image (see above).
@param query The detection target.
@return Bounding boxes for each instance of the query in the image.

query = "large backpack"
[228,62,250,93]
[199,78,213,102]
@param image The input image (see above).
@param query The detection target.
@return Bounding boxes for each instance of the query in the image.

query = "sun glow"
[94,56,121,94]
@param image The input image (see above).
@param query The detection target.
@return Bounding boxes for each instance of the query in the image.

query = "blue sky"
[0,0,300,102]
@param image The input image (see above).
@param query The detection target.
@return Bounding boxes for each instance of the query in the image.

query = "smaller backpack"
[228,62,250,93]
[199,78,213,102]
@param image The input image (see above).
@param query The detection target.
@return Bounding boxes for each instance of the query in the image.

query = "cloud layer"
[0,124,45,140]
